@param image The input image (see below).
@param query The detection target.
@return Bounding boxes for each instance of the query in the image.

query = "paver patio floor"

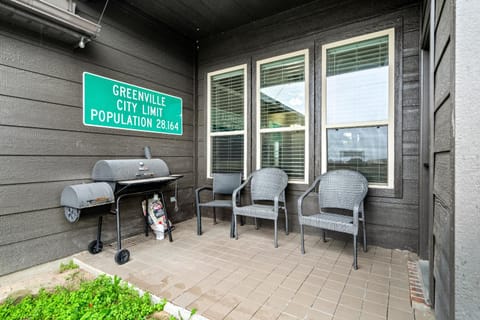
[75,217,419,320]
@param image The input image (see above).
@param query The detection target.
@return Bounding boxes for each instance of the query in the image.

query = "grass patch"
[0,275,167,320]
[59,260,79,273]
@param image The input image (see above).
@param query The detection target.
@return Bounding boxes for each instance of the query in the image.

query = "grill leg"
[96,216,103,250]
[87,216,104,255]
[116,197,122,251]
[144,196,149,237]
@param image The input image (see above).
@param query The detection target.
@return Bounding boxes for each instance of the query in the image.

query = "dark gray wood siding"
[431,0,454,318]
[196,0,421,250]
[0,3,194,275]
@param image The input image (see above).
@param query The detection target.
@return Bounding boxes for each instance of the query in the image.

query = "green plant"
[173,308,197,320]
[59,260,79,273]
[0,275,166,320]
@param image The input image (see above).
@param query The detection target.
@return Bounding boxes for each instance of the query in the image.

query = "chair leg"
[234,214,238,240]
[237,196,244,226]
[196,203,202,236]
[322,230,327,242]
[353,234,358,270]
[230,212,235,238]
[300,224,305,254]
[284,206,289,235]
[255,218,259,230]
[274,219,278,248]
[213,208,217,225]
[362,214,367,252]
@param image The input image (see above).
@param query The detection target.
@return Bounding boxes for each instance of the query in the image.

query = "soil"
[0,258,172,320]
[0,260,95,304]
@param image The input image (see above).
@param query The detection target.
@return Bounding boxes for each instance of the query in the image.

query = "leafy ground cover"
[0,262,196,320]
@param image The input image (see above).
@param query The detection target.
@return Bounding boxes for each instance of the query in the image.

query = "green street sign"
[83,72,183,135]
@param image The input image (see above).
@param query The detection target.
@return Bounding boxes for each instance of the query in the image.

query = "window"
[207,65,247,178]
[321,29,395,188]
[256,50,309,183]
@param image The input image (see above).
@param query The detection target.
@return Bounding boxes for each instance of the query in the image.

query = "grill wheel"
[64,207,80,223]
[114,249,130,265]
[87,240,103,254]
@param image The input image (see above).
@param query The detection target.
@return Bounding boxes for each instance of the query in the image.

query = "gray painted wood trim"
[430,0,455,317]
[313,17,405,199]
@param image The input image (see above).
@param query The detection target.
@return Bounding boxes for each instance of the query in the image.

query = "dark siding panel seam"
[0,124,194,143]
[95,40,194,81]
[0,32,194,96]
[433,37,451,71]
[0,58,193,97]
[434,92,451,111]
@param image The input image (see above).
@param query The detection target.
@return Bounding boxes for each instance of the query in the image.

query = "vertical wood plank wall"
[432,0,454,318]
[196,0,422,250]
[0,3,194,275]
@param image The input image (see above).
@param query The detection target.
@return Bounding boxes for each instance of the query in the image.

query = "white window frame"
[321,28,395,188]
[256,49,309,184]
[207,64,248,179]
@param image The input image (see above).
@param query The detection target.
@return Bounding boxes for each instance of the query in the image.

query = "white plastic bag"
[143,193,167,240]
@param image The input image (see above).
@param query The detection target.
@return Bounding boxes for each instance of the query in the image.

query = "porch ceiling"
[122,0,318,39]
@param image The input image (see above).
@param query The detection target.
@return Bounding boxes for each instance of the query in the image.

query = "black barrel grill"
[61,149,182,265]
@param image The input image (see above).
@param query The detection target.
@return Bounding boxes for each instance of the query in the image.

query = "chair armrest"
[273,195,280,213]
[352,194,367,230]
[232,175,252,209]
[297,175,322,218]
[195,186,213,204]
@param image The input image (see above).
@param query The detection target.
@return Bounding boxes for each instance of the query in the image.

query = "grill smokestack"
[144,146,152,159]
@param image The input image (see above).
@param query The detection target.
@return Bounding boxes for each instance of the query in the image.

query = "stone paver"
[74,217,425,319]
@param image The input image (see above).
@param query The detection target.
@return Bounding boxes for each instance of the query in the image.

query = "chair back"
[212,173,242,195]
[251,168,288,202]
[318,170,368,211]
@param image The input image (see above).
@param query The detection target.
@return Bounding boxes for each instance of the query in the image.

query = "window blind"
[212,135,244,173]
[260,55,305,129]
[261,131,305,180]
[326,35,389,76]
[209,67,245,175]
[326,36,389,125]
[323,31,393,185]
[211,69,244,132]
[260,55,305,87]
[258,52,307,182]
